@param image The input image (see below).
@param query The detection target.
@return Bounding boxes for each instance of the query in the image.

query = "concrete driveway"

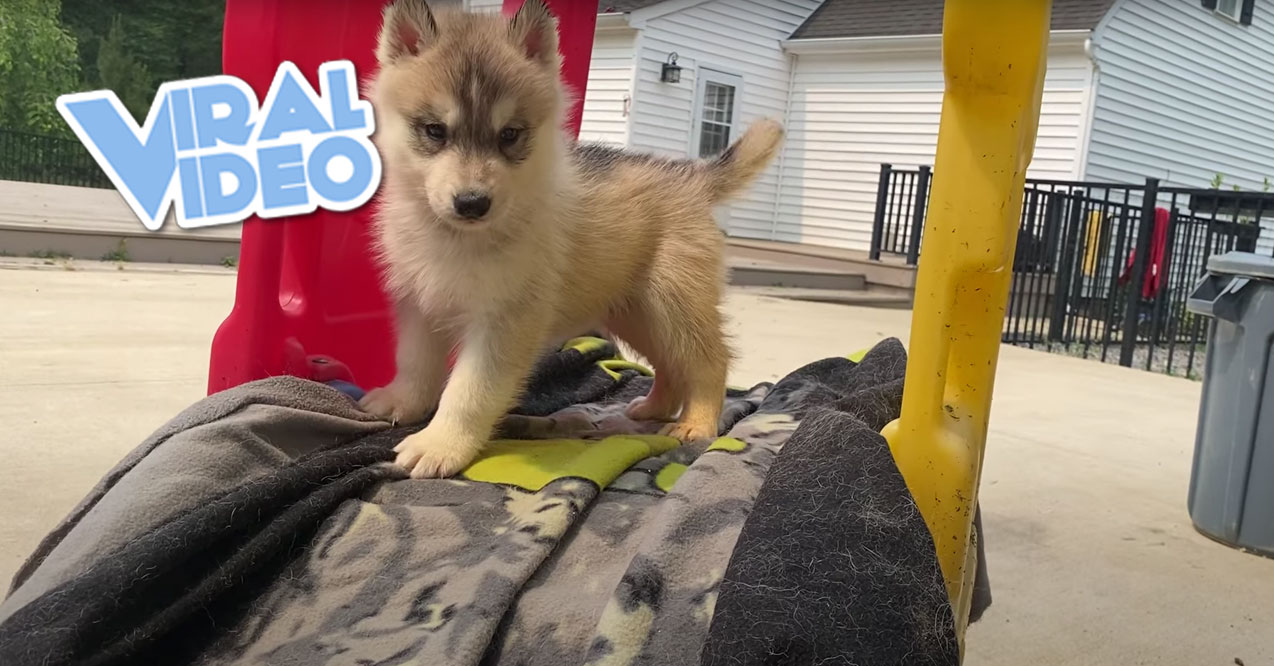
[1,263,1269,664]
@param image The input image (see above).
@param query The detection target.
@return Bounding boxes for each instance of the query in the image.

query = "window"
[1204,0,1255,25]
[691,69,743,158]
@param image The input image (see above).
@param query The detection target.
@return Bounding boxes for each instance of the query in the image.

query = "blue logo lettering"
[56,60,381,230]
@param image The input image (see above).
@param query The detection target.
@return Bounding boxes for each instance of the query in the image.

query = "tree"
[96,15,152,123]
[0,0,81,134]
[60,0,226,110]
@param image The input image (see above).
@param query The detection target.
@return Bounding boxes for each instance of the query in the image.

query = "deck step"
[726,238,917,291]
[735,286,913,310]
[728,262,867,291]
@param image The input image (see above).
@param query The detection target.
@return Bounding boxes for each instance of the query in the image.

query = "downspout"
[770,51,798,240]
[624,19,644,146]
[1075,35,1101,179]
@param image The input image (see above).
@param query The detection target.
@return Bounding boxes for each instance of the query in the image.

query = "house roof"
[598,0,666,14]
[789,0,1118,40]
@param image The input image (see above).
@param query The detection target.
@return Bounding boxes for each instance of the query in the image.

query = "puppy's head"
[371,0,564,232]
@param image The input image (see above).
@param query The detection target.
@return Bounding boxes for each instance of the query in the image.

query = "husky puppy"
[362,0,783,478]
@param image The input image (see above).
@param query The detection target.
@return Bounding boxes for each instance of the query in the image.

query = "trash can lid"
[1207,251,1274,280]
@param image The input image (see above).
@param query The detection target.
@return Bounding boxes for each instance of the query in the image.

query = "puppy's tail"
[706,118,784,202]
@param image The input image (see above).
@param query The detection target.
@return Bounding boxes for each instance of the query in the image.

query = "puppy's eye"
[498,127,521,147]
[422,123,447,141]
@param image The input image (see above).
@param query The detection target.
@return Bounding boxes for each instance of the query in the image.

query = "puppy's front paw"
[625,394,678,422]
[393,426,483,479]
[659,420,718,443]
[358,382,434,425]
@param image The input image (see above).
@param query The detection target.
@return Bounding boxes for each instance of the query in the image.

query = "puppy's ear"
[377,0,439,64]
[508,0,559,69]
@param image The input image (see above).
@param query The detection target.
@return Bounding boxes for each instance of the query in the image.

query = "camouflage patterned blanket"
[0,337,986,666]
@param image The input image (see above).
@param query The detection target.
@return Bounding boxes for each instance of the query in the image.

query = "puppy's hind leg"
[659,306,730,443]
[606,307,682,423]
[626,273,731,442]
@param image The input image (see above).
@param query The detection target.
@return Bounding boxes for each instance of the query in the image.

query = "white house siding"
[463,0,504,11]
[626,0,821,238]
[772,42,1094,251]
[1085,0,1274,253]
[577,28,637,145]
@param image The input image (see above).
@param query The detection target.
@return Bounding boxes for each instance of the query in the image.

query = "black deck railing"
[870,164,931,264]
[0,128,112,189]
[871,164,1270,378]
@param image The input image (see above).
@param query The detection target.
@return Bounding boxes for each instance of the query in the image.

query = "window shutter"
[1201,0,1218,9]
[1240,0,1255,25]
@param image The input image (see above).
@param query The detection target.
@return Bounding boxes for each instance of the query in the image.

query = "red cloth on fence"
[1119,206,1169,300]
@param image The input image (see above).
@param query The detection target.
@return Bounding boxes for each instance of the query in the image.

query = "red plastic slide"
[208,0,596,394]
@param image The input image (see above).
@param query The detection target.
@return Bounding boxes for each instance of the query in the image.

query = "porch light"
[661,52,682,83]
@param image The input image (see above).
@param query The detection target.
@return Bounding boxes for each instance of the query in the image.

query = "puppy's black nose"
[453,192,492,220]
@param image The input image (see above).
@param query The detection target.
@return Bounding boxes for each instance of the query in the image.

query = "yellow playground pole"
[881,0,1051,646]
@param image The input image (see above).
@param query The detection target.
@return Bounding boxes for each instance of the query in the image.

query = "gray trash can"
[1186,251,1274,557]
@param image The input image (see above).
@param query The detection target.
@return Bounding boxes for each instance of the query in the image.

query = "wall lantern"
[661,52,682,83]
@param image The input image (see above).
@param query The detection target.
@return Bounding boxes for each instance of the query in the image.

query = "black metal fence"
[0,128,112,189]
[870,164,931,264]
[871,164,1271,378]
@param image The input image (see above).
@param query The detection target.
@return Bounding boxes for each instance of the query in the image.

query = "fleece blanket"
[0,337,988,665]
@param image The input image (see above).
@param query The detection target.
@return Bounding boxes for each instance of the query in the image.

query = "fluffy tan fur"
[363,0,783,478]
